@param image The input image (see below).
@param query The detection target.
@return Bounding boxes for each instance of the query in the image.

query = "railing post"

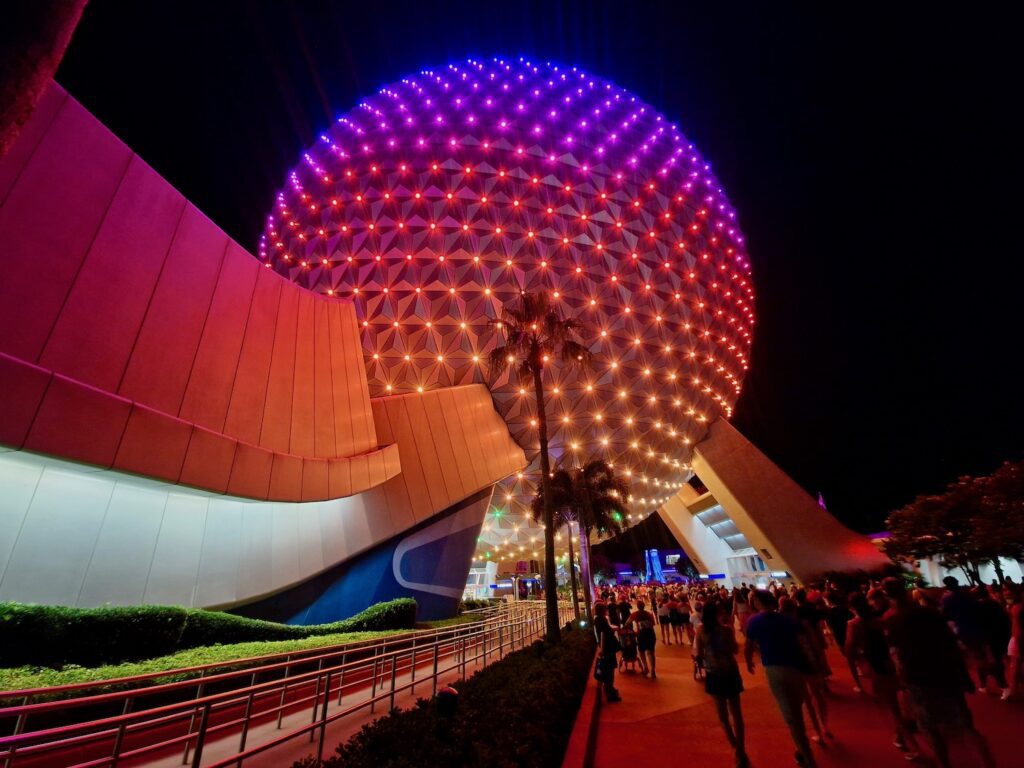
[109,696,134,768]
[389,653,398,710]
[3,697,30,768]
[237,680,257,762]
[498,624,504,659]
[182,675,207,764]
[308,670,322,743]
[189,702,212,768]
[316,670,333,763]
[370,649,379,713]
[410,637,417,694]
[432,643,440,696]
[336,652,347,705]
[276,656,293,729]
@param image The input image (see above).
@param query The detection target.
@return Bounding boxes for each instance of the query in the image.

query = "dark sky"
[54,1,1022,533]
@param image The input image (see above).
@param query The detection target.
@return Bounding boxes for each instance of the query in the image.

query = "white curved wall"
[0,448,374,608]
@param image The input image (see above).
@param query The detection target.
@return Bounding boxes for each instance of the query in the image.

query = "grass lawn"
[0,629,405,699]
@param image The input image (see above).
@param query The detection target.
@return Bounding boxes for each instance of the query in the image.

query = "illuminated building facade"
[0,60,884,622]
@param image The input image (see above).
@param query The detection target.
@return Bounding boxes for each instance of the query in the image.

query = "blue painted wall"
[233,488,490,624]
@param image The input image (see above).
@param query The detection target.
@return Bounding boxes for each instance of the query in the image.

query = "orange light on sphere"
[260,57,755,549]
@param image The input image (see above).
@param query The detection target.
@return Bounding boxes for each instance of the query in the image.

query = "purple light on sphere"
[261,57,755,529]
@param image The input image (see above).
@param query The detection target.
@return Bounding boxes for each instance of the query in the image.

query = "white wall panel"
[0,461,114,604]
[78,483,167,605]
[237,503,274,599]
[195,499,243,606]
[144,493,208,605]
[0,449,43,583]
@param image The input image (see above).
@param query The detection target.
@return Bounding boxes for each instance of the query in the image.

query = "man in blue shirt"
[745,590,816,768]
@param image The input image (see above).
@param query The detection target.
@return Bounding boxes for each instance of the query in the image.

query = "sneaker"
[1000,689,1013,701]
[852,685,862,693]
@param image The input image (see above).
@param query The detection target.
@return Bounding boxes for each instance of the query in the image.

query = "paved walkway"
[593,636,1020,768]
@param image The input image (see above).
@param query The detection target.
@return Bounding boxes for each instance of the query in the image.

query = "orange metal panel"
[327,302,355,456]
[0,99,132,362]
[40,157,186,391]
[0,354,52,449]
[268,453,303,501]
[435,387,476,498]
[327,457,353,498]
[402,395,449,510]
[0,83,68,203]
[289,292,315,456]
[259,285,298,452]
[312,300,336,458]
[24,374,132,468]
[179,426,237,494]
[223,268,282,445]
[179,242,258,432]
[113,404,192,483]
[119,205,228,414]
[301,458,329,501]
[227,442,274,500]
[344,307,376,452]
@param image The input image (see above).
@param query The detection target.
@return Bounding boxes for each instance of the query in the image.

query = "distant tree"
[535,460,628,623]
[884,462,1024,585]
[489,291,590,640]
[975,460,1024,582]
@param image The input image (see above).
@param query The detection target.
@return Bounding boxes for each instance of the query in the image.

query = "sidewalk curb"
[562,650,602,768]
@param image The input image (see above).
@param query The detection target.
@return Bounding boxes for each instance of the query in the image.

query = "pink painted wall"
[0,82,397,501]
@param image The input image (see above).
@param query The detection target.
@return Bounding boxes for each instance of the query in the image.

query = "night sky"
[53,1,1021,533]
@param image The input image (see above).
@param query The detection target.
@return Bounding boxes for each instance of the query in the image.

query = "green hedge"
[0,630,399,700]
[457,598,501,613]
[301,625,595,768]
[0,599,417,669]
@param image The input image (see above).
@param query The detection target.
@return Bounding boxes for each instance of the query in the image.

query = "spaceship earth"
[260,57,755,562]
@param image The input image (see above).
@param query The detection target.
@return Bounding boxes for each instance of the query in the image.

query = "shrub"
[0,630,400,701]
[0,603,189,668]
[302,625,595,768]
[0,598,417,670]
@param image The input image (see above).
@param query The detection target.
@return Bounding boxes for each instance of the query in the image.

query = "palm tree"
[545,461,630,624]
[530,494,581,621]
[488,291,590,641]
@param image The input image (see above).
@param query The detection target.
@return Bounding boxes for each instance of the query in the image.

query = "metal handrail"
[0,602,568,767]
[0,604,509,703]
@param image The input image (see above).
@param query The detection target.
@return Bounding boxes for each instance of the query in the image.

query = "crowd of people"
[590,574,1023,768]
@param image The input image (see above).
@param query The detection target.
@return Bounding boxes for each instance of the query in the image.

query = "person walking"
[847,590,922,760]
[1004,586,1023,700]
[745,589,817,768]
[696,602,750,768]
[657,595,672,645]
[593,602,622,702]
[882,578,995,768]
[627,600,658,678]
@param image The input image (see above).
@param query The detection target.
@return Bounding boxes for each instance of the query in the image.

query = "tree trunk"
[1,0,89,160]
[533,366,561,641]
[992,558,1005,585]
[579,524,595,625]
[567,522,580,621]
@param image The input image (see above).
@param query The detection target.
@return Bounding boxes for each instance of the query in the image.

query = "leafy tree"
[884,461,1024,585]
[489,291,590,640]
[533,460,629,623]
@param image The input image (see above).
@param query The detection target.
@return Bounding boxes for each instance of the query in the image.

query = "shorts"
[706,667,744,698]
[905,685,973,731]
[658,613,670,624]
[638,628,657,652]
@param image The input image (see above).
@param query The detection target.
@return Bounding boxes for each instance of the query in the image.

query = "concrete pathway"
[592,636,1021,768]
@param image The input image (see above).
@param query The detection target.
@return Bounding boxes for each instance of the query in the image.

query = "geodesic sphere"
[260,57,755,540]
